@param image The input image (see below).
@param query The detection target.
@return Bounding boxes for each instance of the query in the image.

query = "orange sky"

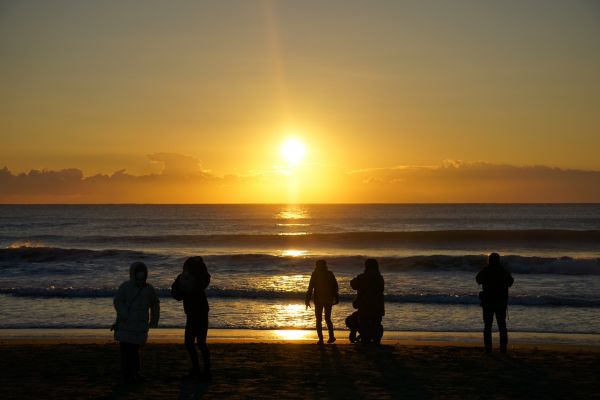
[1,1,599,203]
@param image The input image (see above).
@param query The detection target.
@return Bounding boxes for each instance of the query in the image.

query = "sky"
[1,0,599,203]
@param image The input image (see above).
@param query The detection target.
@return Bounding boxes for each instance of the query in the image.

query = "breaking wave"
[0,286,598,307]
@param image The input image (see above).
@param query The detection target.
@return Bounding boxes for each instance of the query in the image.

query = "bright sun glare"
[280,137,307,166]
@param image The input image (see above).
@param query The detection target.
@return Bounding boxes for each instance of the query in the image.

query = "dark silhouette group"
[112,257,213,384]
[304,258,386,345]
[113,252,514,383]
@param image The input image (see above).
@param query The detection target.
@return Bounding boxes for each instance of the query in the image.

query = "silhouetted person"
[305,259,339,344]
[476,252,514,353]
[351,258,385,344]
[113,261,160,384]
[172,256,211,380]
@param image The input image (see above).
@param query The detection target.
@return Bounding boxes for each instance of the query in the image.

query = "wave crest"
[1,287,598,307]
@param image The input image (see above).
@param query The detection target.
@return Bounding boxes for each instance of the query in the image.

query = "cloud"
[0,158,599,203]
[147,153,211,179]
[0,167,85,195]
[0,154,228,203]
[346,161,600,202]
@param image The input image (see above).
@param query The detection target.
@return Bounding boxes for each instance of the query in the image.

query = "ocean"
[0,204,599,334]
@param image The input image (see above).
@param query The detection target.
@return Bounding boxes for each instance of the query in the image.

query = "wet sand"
[1,337,599,399]
[2,328,599,347]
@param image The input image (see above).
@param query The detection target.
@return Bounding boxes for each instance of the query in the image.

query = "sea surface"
[0,204,599,334]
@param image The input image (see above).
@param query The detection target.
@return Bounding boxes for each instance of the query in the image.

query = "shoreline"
[1,328,599,350]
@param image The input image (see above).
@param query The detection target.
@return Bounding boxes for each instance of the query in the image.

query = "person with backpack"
[476,252,514,353]
[305,259,339,344]
[113,261,160,384]
[171,256,212,380]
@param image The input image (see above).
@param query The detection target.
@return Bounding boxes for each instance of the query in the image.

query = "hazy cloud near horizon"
[346,161,600,203]
[1,156,599,203]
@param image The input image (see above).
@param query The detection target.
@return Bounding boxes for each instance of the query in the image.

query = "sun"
[280,137,307,166]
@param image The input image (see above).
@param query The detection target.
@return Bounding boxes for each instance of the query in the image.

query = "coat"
[171,270,211,317]
[476,263,514,307]
[113,263,160,345]
[305,268,339,306]
[351,270,385,317]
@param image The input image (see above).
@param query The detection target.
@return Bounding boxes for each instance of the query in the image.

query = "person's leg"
[315,303,324,342]
[196,312,211,376]
[496,306,508,353]
[483,306,494,353]
[346,314,357,342]
[359,318,373,344]
[119,342,130,381]
[324,304,335,342]
[349,328,357,343]
[185,318,200,371]
[374,316,383,344]
[132,344,141,378]
[120,342,136,382]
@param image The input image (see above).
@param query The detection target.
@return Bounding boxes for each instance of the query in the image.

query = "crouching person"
[113,261,160,384]
[350,258,385,345]
[346,310,384,344]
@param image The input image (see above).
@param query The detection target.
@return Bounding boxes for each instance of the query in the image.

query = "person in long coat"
[113,261,160,383]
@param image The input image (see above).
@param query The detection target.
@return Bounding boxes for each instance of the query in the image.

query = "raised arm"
[475,269,485,285]
[199,272,211,290]
[506,270,514,288]
[171,275,183,301]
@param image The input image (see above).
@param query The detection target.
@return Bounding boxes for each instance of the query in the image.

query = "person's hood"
[364,267,381,276]
[486,262,503,270]
[129,262,148,286]
[315,265,328,273]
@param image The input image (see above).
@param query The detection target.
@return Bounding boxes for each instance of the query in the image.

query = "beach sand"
[1,331,599,399]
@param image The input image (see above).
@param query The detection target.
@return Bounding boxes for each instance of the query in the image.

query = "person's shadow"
[179,379,211,400]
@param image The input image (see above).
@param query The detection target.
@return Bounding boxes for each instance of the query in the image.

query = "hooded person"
[305,259,339,344]
[350,258,385,344]
[171,256,211,380]
[476,252,514,353]
[113,261,160,383]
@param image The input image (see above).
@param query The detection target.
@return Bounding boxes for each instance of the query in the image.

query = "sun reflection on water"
[274,329,313,341]
[276,223,310,227]
[270,303,311,333]
[276,206,309,220]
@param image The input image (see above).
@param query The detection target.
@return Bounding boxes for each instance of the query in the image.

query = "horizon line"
[1,202,599,206]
